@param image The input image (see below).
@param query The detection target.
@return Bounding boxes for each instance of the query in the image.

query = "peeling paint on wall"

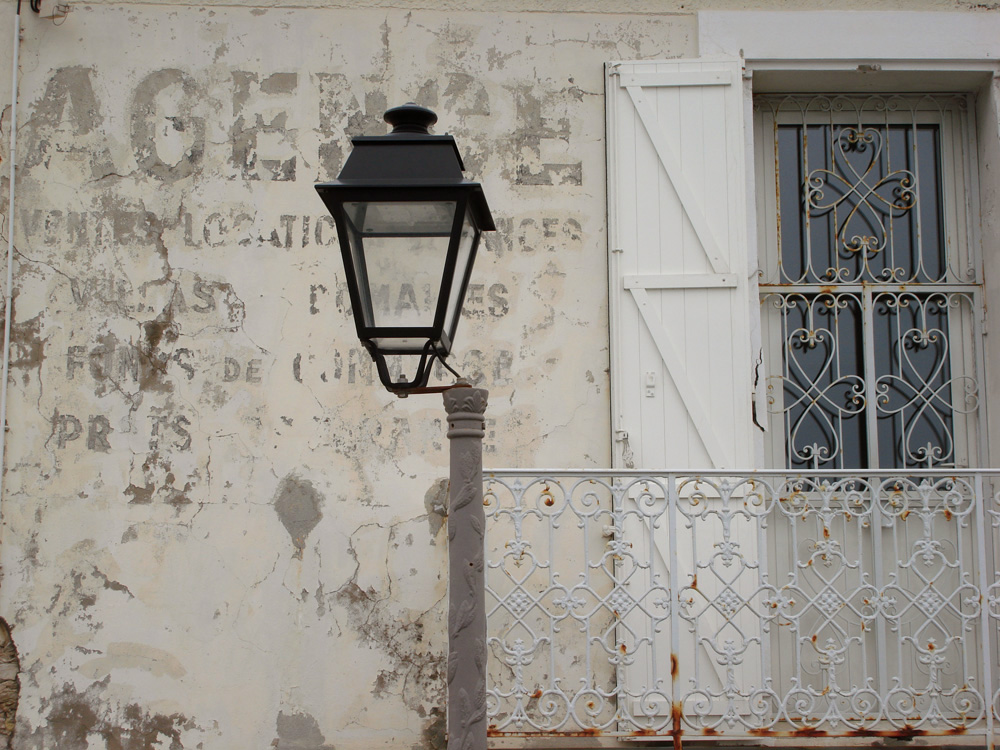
[274,475,324,558]
[0,2,675,747]
[274,710,336,750]
[16,677,202,750]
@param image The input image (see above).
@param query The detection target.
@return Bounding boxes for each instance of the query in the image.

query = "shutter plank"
[618,71,731,88]
[626,85,729,275]
[624,274,737,289]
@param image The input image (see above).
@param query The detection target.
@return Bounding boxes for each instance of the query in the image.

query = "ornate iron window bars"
[756,94,984,472]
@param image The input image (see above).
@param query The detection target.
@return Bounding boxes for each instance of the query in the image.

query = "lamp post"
[315,104,494,750]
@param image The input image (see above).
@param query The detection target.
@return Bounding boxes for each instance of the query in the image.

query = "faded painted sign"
[0,3,693,748]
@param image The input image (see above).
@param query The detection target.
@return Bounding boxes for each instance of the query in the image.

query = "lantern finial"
[384,104,438,134]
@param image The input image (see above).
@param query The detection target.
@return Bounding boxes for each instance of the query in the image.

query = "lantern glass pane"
[345,201,455,236]
[342,220,374,327]
[343,201,457,331]
[443,209,478,342]
[369,337,429,352]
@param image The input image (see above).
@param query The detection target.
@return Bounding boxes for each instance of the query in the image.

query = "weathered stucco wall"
[0,2,692,747]
[2,1,1000,748]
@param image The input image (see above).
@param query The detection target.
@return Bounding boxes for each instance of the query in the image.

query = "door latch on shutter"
[645,371,656,397]
[614,430,635,469]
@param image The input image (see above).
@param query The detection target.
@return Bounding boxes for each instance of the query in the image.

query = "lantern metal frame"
[315,104,495,394]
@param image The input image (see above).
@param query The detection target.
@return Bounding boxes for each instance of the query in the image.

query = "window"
[756,94,985,471]
[598,66,997,740]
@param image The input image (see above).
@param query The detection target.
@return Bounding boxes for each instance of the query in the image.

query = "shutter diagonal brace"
[626,85,730,276]
[629,287,731,469]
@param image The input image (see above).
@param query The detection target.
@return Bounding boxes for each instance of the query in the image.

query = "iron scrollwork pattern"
[757,94,982,471]
[804,125,917,281]
[484,470,995,741]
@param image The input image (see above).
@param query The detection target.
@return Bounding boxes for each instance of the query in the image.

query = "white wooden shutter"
[607,58,754,470]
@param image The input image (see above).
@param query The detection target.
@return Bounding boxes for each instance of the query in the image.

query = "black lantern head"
[315,104,495,394]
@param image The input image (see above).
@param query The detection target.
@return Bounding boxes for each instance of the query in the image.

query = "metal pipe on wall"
[0,2,22,509]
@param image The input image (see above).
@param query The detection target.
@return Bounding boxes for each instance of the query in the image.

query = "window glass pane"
[776,123,945,284]
[776,126,807,282]
[768,291,868,470]
[872,291,979,469]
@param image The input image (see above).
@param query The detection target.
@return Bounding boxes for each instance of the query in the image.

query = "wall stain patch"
[17,677,197,750]
[274,475,323,558]
[8,311,45,379]
[274,710,336,750]
[78,642,184,681]
[417,709,445,750]
[423,478,448,540]
[138,313,181,394]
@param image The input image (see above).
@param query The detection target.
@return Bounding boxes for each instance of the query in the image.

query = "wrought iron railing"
[484,469,1000,744]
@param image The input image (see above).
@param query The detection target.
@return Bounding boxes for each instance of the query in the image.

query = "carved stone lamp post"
[315,104,495,750]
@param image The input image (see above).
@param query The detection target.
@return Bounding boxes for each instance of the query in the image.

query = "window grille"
[756,94,985,471]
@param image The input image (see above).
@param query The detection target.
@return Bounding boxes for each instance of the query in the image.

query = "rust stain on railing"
[486,720,967,744]
[485,469,1000,745]
[487,725,966,741]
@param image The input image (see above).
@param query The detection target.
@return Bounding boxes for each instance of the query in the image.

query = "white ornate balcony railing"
[484,469,1000,744]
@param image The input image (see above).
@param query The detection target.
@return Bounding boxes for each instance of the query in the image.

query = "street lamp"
[314,103,495,394]
[315,104,493,750]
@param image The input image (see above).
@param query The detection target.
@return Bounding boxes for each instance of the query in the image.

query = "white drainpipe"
[1,3,22,508]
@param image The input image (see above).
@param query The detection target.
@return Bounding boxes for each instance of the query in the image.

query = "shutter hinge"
[612,247,624,254]
[608,63,621,77]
